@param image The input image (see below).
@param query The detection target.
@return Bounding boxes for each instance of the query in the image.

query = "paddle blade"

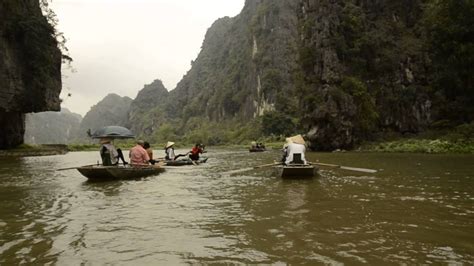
[340,166,377,173]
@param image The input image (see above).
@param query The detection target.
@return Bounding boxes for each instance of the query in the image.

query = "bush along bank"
[360,123,474,154]
[362,139,474,154]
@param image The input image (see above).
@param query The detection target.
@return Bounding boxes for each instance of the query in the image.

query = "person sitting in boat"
[100,138,127,166]
[129,140,150,165]
[164,141,176,161]
[250,141,257,149]
[189,143,204,161]
[143,141,156,165]
[281,142,289,164]
[284,134,307,165]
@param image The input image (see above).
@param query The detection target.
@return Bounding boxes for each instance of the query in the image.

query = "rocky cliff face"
[0,0,62,148]
[167,0,301,121]
[24,108,82,144]
[78,94,132,140]
[129,0,468,150]
[298,0,431,150]
[127,79,169,136]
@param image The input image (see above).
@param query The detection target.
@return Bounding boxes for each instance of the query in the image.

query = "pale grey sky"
[53,0,245,116]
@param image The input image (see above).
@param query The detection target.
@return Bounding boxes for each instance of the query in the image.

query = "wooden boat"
[77,165,165,181]
[164,157,208,166]
[249,147,266,152]
[274,164,317,178]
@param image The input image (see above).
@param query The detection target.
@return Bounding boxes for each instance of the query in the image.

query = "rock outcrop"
[24,108,82,144]
[298,0,431,149]
[0,0,62,148]
[127,0,470,150]
[127,79,169,136]
[77,94,132,140]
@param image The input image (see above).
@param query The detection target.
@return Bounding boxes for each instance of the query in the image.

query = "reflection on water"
[0,150,473,264]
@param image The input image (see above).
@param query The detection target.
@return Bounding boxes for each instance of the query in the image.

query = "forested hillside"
[127,0,473,150]
[127,80,169,137]
[77,93,132,141]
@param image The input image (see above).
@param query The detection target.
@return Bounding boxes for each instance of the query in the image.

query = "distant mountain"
[24,108,82,144]
[78,93,133,140]
[127,79,169,136]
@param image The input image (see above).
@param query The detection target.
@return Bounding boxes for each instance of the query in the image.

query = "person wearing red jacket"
[189,143,204,161]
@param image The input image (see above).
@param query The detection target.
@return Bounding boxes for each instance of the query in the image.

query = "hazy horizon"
[53,0,245,116]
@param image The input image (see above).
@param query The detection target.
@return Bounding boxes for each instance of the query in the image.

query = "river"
[0,149,472,264]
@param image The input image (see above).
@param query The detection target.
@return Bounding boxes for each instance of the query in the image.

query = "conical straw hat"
[287,134,305,145]
[165,141,175,148]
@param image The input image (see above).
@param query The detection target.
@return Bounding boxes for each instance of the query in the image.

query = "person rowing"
[282,134,307,165]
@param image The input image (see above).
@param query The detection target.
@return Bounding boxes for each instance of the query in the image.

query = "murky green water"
[0,149,473,264]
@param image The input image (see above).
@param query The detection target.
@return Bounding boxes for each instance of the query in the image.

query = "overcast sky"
[52,0,245,116]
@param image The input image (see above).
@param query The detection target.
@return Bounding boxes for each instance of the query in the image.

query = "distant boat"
[274,164,317,178]
[249,147,266,152]
[77,165,164,181]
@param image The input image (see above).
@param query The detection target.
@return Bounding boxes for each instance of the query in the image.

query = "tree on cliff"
[424,0,474,124]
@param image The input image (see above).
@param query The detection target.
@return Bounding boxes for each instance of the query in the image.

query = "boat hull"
[165,157,208,166]
[77,165,164,181]
[249,148,266,152]
[275,165,317,178]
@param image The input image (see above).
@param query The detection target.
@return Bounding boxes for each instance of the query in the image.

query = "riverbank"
[0,144,69,157]
[6,128,473,156]
[360,139,474,154]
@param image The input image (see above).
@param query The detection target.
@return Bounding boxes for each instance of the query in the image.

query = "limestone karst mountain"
[77,94,133,141]
[24,108,82,144]
[124,0,474,149]
[127,79,169,136]
[0,0,62,148]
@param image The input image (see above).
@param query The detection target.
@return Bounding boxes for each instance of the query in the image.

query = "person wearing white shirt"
[284,135,307,165]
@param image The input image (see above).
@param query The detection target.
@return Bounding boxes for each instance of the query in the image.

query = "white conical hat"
[165,141,175,148]
[287,134,305,145]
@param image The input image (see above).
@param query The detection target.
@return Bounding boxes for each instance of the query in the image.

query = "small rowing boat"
[249,148,266,152]
[274,164,317,178]
[165,157,208,166]
[77,165,165,181]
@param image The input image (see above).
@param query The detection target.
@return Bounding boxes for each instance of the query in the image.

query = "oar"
[222,162,281,175]
[56,162,128,171]
[56,164,95,171]
[310,162,377,173]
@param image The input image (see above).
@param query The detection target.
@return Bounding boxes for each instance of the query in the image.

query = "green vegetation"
[341,77,378,138]
[424,0,474,124]
[362,122,474,153]
[261,111,296,137]
[363,139,474,154]
[147,118,264,146]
